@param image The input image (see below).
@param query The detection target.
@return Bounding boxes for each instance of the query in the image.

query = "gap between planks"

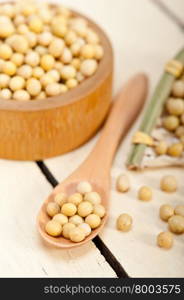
[36,161,129,278]
[151,0,184,32]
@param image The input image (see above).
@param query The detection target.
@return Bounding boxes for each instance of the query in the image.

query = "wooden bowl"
[0,10,113,161]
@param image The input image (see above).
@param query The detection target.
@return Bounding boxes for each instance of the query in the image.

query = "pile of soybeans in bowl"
[0,1,104,101]
[45,181,106,243]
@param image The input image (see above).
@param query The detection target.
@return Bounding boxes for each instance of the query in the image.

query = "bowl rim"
[0,7,113,112]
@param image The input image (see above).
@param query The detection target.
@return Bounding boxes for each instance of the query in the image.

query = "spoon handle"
[82,73,148,171]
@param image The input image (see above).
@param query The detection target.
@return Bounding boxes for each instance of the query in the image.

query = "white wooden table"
[0,0,184,278]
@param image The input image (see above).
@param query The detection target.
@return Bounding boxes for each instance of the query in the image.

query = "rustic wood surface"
[0,0,184,278]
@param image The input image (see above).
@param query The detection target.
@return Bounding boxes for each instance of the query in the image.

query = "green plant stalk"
[127,47,184,170]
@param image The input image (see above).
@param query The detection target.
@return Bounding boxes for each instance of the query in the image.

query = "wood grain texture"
[46,0,184,278]
[0,9,113,161]
[1,0,184,279]
[154,0,184,31]
[0,159,116,278]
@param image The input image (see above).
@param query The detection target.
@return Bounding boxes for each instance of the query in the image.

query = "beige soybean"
[68,193,83,206]
[45,220,62,237]
[0,44,12,60]
[175,126,184,138]
[85,214,101,229]
[93,204,106,218]
[163,116,179,131]
[65,30,77,46]
[14,15,25,26]
[168,215,184,234]
[40,74,55,87]
[61,203,77,217]
[116,174,130,193]
[70,42,81,56]
[45,83,62,96]
[29,16,43,34]
[13,90,30,101]
[46,202,60,217]
[76,181,92,194]
[41,54,55,71]
[26,78,41,96]
[22,4,37,17]
[47,70,60,82]
[167,143,183,157]
[24,32,37,48]
[38,31,53,46]
[72,22,87,38]
[60,84,68,93]
[0,88,12,100]
[155,141,168,155]
[157,232,173,249]
[80,59,98,77]
[81,44,95,59]
[25,51,40,67]
[49,39,65,57]
[33,67,44,79]
[17,65,33,79]
[12,35,29,53]
[71,58,80,70]
[54,192,67,207]
[0,21,15,39]
[39,9,53,24]
[1,4,15,18]
[138,186,152,201]
[55,62,63,72]
[62,223,76,239]
[51,21,67,38]
[9,76,25,91]
[78,223,91,237]
[69,215,84,226]
[11,53,24,67]
[0,74,10,88]
[17,24,29,34]
[53,213,68,226]
[94,45,104,60]
[60,65,76,80]
[69,227,85,243]
[166,98,184,116]
[174,205,184,217]
[160,175,178,193]
[78,201,93,218]
[60,47,72,64]
[172,80,184,98]
[84,192,101,205]
[2,61,16,76]
[116,214,132,232]
[86,29,99,44]
[66,78,78,89]
[35,45,48,56]
[160,204,174,222]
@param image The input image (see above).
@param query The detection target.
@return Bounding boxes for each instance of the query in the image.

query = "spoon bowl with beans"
[37,74,148,248]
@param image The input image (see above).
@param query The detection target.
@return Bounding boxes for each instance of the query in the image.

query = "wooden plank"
[158,0,184,28]
[51,0,184,92]
[0,160,115,277]
[45,0,184,277]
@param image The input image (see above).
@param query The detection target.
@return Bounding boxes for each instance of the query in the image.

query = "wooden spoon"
[37,73,148,248]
